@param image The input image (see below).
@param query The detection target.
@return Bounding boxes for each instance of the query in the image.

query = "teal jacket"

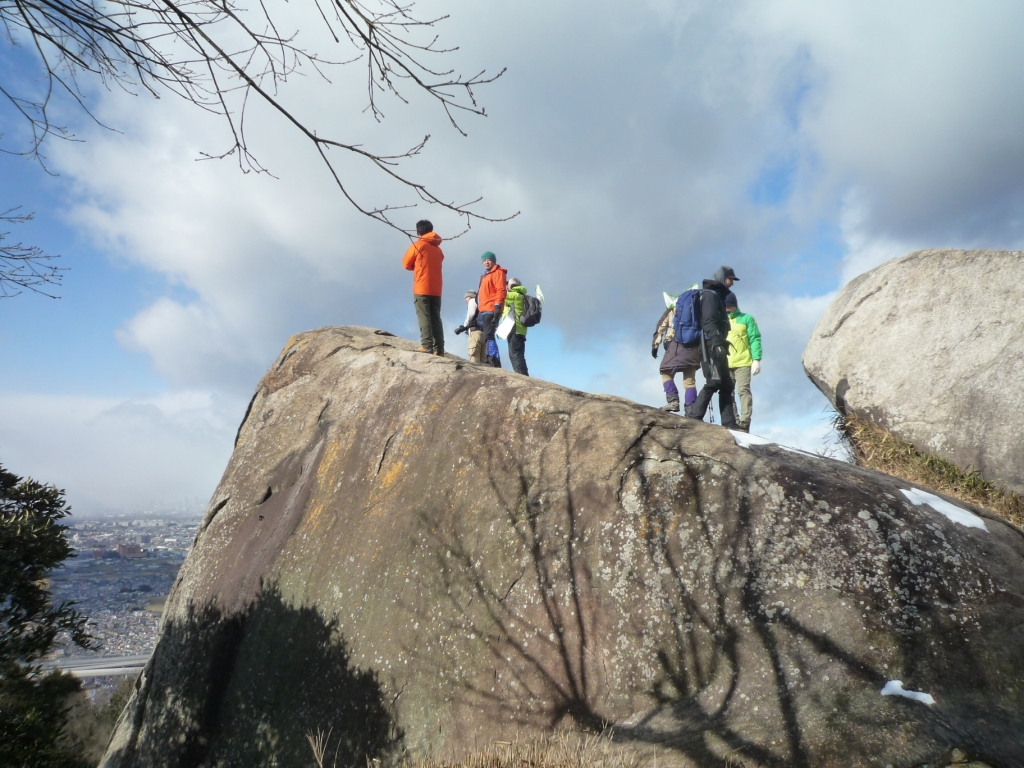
[502,285,528,336]
[727,310,761,368]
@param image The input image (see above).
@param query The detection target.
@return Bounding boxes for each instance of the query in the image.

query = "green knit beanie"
[481,251,496,262]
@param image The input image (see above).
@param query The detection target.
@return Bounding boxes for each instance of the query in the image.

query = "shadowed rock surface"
[803,249,1024,495]
[102,326,1024,768]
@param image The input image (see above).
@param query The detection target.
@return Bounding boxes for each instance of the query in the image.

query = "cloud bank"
[5,0,1024,512]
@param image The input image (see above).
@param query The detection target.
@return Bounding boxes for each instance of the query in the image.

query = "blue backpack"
[672,288,701,346]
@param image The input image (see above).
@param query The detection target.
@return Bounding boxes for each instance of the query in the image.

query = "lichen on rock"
[102,327,1024,768]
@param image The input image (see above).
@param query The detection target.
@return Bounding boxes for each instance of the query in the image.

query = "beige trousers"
[661,368,698,390]
[468,328,485,364]
[730,365,752,425]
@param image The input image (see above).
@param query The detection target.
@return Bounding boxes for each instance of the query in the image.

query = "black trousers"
[507,333,528,376]
[414,295,444,353]
[692,352,737,427]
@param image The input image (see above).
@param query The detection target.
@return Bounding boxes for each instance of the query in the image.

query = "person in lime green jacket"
[502,278,529,376]
[725,292,761,432]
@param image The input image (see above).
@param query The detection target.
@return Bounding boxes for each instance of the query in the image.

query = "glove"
[651,347,658,359]
[454,325,467,335]
[751,360,761,375]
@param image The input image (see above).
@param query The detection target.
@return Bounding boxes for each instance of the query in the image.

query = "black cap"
[722,266,739,281]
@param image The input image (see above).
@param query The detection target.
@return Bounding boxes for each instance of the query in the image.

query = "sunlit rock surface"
[803,249,1024,495]
[102,327,1024,768]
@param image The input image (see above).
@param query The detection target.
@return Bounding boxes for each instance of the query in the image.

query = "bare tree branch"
[0,208,64,298]
[0,0,518,232]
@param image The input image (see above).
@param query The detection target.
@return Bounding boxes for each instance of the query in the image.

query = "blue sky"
[0,154,166,396]
[4,0,1024,514]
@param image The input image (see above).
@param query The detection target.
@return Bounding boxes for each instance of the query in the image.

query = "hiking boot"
[416,347,433,354]
[736,421,750,433]
[660,401,680,413]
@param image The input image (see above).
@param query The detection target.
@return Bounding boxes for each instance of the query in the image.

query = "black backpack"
[518,294,543,327]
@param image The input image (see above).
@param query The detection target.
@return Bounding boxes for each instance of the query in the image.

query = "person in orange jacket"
[476,251,507,367]
[402,220,445,355]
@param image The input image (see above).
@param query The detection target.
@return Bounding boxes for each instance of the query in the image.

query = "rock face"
[803,249,1024,495]
[102,327,1024,768]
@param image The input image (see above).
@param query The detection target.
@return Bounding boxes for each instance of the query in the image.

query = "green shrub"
[0,464,94,767]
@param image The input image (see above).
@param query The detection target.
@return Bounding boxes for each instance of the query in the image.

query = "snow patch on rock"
[729,430,818,459]
[881,680,936,706]
[900,488,988,531]
[729,431,773,448]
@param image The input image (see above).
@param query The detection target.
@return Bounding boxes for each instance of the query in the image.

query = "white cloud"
[836,192,920,284]
[5,0,1024,509]
[751,1,1024,245]
[0,391,241,515]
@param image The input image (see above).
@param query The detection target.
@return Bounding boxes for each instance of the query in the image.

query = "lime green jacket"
[727,310,762,368]
[502,285,528,336]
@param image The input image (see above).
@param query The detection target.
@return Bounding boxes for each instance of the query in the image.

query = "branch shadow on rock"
[403,415,987,767]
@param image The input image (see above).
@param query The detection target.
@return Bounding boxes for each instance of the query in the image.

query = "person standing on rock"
[652,288,701,414]
[454,290,485,363]
[476,251,507,367]
[402,220,445,355]
[725,291,762,432]
[689,266,739,429]
[501,278,530,376]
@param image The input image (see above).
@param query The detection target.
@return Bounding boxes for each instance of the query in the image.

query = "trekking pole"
[709,400,716,425]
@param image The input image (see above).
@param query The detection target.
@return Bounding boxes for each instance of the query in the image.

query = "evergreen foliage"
[0,463,94,767]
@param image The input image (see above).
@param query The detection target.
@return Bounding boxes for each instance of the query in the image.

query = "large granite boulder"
[102,327,1024,768]
[803,249,1024,495]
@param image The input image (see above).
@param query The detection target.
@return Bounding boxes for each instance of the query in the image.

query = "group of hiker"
[401,220,537,376]
[402,222,761,431]
[652,266,762,432]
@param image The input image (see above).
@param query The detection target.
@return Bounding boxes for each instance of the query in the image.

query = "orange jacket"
[402,233,444,296]
[477,264,507,314]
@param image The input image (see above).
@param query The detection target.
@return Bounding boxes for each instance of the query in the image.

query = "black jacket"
[700,277,731,348]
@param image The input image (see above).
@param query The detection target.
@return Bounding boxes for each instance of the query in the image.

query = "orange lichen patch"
[316,439,345,482]
[403,421,425,438]
[281,335,314,366]
[379,461,404,490]
[362,461,406,518]
[260,335,318,393]
[291,440,348,538]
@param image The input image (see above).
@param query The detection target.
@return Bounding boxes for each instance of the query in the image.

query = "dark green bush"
[0,464,94,767]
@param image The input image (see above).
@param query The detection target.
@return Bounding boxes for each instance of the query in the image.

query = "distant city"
[47,516,202,697]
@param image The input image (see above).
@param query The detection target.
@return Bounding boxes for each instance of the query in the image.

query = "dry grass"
[398,733,646,768]
[306,730,682,768]
[835,411,1024,528]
